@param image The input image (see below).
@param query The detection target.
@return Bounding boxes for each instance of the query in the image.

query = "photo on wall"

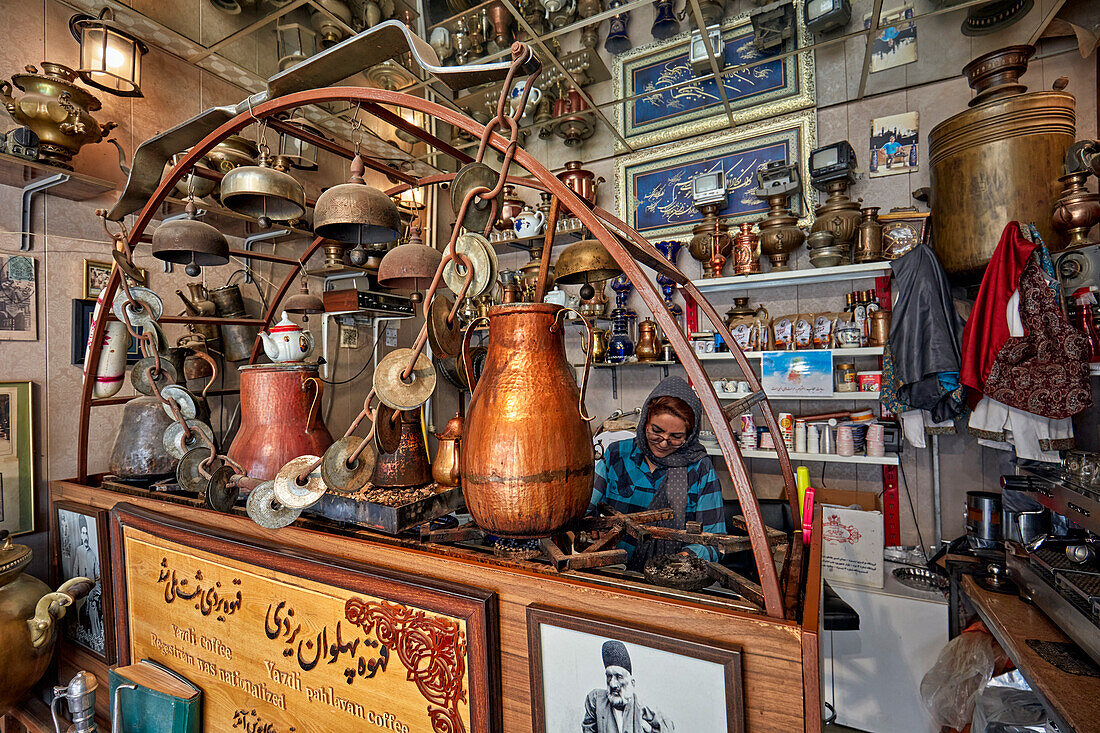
[864,5,917,72]
[54,502,113,663]
[527,607,744,733]
[0,255,37,342]
[869,111,919,178]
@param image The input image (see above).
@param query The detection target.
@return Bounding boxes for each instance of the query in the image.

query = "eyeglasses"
[646,424,686,447]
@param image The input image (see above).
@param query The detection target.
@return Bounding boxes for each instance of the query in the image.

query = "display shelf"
[707,447,900,466]
[717,391,881,401]
[692,262,893,293]
[699,347,884,360]
[488,223,586,252]
[0,151,116,200]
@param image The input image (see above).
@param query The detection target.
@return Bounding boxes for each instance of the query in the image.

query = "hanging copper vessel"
[930,45,1075,277]
[1052,172,1100,248]
[557,160,603,207]
[462,303,594,537]
[372,409,432,488]
[433,415,464,489]
[0,63,115,168]
[810,179,861,249]
[227,363,334,480]
[210,283,260,363]
[756,192,805,271]
[855,207,883,263]
[108,395,179,478]
[313,155,400,245]
[219,147,306,224]
[0,532,92,717]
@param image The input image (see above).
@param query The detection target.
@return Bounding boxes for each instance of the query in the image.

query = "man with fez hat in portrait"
[582,640,675,732]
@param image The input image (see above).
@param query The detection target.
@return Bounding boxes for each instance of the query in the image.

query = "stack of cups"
[794,420,807,453]
[740,414,757,449]
[866,423,885,457]
[806,423,820,453]
[836,425,855,457]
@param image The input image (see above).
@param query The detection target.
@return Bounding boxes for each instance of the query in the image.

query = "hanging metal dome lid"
[219,146,306,225]
[377,225,441,299]
[151,201,230,274]
[314,155,401,245]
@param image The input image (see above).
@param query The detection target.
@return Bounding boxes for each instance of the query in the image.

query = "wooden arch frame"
[78,86,800,618]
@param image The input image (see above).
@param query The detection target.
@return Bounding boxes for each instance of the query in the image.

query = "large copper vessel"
[371,409,431,487]
[461,303,594,537]
[227,363,333,480]
[0,532,91,716]
[929,45,1076,276]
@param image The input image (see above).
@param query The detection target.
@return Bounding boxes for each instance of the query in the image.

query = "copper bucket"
[461,303,595,537]
[227,363,334,479]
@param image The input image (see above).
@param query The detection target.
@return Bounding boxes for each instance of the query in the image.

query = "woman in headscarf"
[591,377,727,566]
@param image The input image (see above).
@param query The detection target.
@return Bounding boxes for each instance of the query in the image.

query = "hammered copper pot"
[0,533,92,716]
[108,395,179,479]
[227,363,334,480]
[371,409,431,488]
[461,303,594,537]
[929,45,1075,276]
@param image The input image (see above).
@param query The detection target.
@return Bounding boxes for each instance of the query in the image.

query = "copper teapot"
[0,63,116,168]
[0,531,93,716]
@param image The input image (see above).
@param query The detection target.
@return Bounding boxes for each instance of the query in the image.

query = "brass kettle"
[0,531,93,716]
[0,63,116,168]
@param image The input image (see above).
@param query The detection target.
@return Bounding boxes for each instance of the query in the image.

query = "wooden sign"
[109,505,499,733]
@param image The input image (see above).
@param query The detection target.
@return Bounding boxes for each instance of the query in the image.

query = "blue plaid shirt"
[591,438,726,561]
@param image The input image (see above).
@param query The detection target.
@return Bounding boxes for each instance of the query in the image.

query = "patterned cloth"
[591,437,725,562]
[984,255,1092,419]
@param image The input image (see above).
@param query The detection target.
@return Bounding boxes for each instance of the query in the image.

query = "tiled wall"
[2,0,1097,579]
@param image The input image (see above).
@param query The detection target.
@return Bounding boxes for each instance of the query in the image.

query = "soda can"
[778,412,794,450]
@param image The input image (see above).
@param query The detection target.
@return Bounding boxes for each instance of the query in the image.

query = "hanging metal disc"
[450,162,499,232]
[442,233,496,299]
[373,348,437,411]
[112,286,163,329]
[247,480,301,529]
[434,355,468,390]
[205,465,240,513]
[273,455,328,509]
[131,356,179,396]
[163,419,215,459]
[159,384,198,420]
[375,404,402,454]
[176,446,213,494]
[426,295,462,358]
[319,436,376,494]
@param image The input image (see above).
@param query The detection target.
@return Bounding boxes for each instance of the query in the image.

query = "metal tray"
[305,486,464,535]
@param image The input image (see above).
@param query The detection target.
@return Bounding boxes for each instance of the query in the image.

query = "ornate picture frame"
[613,8,814,151]
[84,258,146,300]
[527,606,744,733]
[53,500,114,664]
[110,504,501,732]
[615,109,817,243]
[0,380,34,536]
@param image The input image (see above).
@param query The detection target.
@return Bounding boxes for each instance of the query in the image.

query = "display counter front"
[49,478,823,733]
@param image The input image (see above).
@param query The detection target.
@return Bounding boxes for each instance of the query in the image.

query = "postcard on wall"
[864,5,916,72]
[869,111,918,177]
[0,255,36,341]
[761,350,833,398]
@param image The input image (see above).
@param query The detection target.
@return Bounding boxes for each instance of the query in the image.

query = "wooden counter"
[49,478,823,733]
[961,574,1100,733]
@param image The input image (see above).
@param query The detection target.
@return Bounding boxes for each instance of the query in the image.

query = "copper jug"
[372,409,432,488]
[433,414,464,489]
[461,303,595,537]
[868,309,891,347]
[227,363,334,480]
[635,318,660,362]
[108,395,179,479]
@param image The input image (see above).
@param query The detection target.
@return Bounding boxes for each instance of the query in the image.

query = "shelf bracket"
[611,365,618,400]
[243,228,292,283]
[21,173,69,250]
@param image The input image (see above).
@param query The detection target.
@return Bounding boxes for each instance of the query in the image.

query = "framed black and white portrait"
[53,501,113,663]
[527,606,744,733]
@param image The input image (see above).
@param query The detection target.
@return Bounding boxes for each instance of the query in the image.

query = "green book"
[108,659,202,733]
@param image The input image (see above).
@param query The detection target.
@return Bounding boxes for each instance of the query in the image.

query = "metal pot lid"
[0,531,31,588]
[238,363,319,372]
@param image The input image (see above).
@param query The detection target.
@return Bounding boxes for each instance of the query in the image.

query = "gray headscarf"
[631,377,709,567]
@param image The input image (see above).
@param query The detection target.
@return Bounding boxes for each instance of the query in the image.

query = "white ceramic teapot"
[260,312,314,363]
[513,207,545,238]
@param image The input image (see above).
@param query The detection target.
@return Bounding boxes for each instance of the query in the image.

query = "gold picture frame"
[83,259,146,300]
[0,381,35,536]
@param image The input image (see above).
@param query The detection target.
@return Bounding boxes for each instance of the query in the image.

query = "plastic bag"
[971,671,1048,732]
[920,629,1007,728]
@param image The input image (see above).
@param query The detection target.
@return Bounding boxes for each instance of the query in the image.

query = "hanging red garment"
[959,222,1036,396]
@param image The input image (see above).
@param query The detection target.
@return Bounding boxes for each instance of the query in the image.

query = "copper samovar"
[227,363,334,480]
[461,303,594,537]
[929,45,1076,276]
[557,161,603,207]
